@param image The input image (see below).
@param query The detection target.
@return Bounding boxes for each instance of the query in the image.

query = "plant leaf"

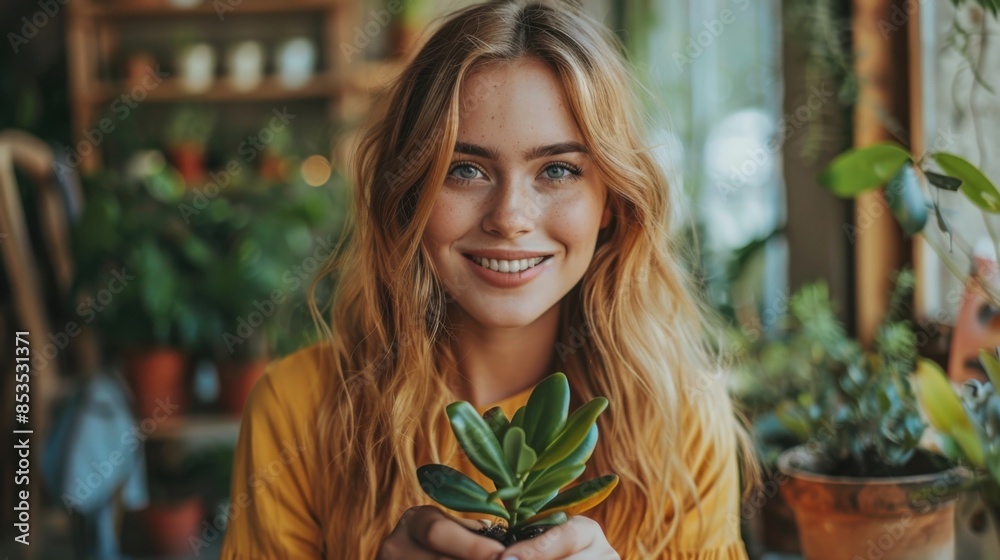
[979,349,1000,390]
[520,464,586,503]
[523,373,570,454]
[532,398,608,471]
[486,486,522,503]
[416,464,510,520]
[447,402,515,487]
[523,474,620,524]
[510,405,526,430]
[521,511,568,530]
[924,170,962,191]
[483,406,510,444]
[503,426,538,477]
[933,152,1000,213]
[818,142,912,197]
[886,163,928,236]
[911,358,985,468]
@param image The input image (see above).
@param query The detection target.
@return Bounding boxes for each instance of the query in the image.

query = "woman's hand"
[378,505,507,560]
[500,516,620,560]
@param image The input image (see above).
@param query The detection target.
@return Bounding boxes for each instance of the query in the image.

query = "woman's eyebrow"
[453,141,589,161]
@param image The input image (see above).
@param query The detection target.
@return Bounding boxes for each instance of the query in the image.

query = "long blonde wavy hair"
[308,1,756,557]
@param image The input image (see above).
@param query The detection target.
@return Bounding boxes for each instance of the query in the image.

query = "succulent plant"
[417,372,619,545]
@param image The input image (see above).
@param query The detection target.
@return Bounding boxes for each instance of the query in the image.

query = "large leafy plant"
[417,373,619,545]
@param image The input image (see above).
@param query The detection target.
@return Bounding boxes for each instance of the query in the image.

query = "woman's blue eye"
[544,163,582,181]
[450,164,482,181]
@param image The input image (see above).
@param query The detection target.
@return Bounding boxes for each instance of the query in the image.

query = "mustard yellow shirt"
[220,344,748,559]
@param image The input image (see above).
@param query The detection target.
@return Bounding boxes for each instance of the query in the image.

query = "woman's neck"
[446,302,561,408]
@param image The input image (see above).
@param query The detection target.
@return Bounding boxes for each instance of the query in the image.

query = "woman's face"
[422,56,611,329]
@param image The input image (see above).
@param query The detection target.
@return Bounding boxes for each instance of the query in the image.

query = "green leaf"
[446,402,515,487]
[532,398,608,471]
[416,464,510,520]
[885,163,928,236]
[818,142,912,197]
[933,152,1000,213]
[924,170,962,191]
[521,511,568,530]
[502,427,538,477]
[486,486,523,503]
[528,474,620,522]
[482,406,510,444]
[979,349,1000,390]
[523,373,570,453]
[912,359,985,468]
[510,406,526,430]
[521,464,586,503]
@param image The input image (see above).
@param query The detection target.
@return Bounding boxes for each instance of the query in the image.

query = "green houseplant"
[417,372,619,546]
[914,350,1000,552]
[774,269,965,559]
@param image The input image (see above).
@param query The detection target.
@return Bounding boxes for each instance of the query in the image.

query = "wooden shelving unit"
[65,0,404,172]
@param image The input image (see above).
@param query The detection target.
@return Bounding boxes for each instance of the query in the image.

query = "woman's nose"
[481,180,540,238]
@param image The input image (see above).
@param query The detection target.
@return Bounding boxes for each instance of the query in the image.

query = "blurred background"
[0,0,997,558]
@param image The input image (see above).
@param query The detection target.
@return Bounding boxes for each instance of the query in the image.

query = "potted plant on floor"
[775,269,966,560]
[914,349,1000,554]
[417,372,620,546]
[73,154,219,418]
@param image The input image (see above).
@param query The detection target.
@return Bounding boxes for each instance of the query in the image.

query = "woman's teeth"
[472,256,546,273]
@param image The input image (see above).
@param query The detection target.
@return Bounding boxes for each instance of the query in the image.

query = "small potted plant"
[73,159,212,418]
[914,349,1000,555]
[775,269,965,559]
[417,372,619,546]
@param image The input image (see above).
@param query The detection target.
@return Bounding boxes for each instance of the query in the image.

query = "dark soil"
[823,448,951,478]
[475,524,551,546]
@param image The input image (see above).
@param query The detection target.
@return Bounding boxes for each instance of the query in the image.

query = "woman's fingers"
[405,505,506,560]
[500,516,597,560]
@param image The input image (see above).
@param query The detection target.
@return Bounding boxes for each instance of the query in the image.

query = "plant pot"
[141,497,205,556]
[168,143,206,186]
[215,359,267,415]
[778,446,961,560]
[123,347,190,420]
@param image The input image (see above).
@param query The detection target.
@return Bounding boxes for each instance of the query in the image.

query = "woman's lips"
[463,254,551,288]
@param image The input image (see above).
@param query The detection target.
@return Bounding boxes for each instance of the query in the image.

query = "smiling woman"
[219,1,755,559]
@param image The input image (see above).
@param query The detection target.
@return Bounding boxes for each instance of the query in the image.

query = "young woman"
[220,1,754,558]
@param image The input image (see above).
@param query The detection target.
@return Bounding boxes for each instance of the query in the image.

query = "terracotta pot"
[778,446,961,560]
[141,497,204,556]
[215,359,267,415]
[123,347,189,420]
[168,143,206,186]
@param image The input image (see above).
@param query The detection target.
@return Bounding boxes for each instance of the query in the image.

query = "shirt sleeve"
[219,360,324,559]
[663,394,749,560]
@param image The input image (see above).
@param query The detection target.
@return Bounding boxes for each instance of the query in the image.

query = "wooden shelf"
[77,0,339,18]
[86,62,404,104]
[149,414,241,441]
[88,73,340,104]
